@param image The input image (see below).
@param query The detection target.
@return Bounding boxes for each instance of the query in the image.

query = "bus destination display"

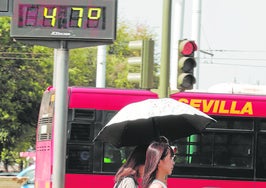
[11,0,117,42]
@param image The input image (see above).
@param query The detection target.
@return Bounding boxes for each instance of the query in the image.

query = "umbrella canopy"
[93,98,216,148]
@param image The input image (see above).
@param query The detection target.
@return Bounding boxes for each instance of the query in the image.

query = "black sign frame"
[10,0,117,44]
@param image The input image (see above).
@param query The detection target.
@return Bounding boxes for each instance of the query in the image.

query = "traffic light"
[127,39,154,89]
[177,39,198,90]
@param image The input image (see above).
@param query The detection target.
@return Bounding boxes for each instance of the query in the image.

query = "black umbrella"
[94,98,215,148]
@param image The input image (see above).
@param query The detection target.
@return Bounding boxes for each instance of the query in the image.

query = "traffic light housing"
[177,39,198,90]
[127,39,154,89]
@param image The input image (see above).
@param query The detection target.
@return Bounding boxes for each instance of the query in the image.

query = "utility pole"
[96,45,107,88]
[191,0,202,89]
[170,0,185,91]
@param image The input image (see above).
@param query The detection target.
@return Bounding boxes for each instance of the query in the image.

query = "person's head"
[142,137,175,188]
[115,145,147,184]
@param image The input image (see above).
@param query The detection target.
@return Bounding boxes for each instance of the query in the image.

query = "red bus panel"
[171,92,266,117]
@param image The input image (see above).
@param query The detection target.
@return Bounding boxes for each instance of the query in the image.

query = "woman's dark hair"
[142,137,174,188]
[115,146,147,185]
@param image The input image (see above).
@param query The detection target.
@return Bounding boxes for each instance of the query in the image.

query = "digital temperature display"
[18,5,104,29]
[11,0,117,44]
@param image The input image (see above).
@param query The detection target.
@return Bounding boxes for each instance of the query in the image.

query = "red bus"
[35,87,266,188]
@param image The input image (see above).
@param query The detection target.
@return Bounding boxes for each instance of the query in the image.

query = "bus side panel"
[35,140,52,188]
[255,181,266,188]
[65,174,114,188]
[168,178,258,188]
[35,88,54,188]
[171,92,266,118]
[65,175,265,188]
[68,88,158,110]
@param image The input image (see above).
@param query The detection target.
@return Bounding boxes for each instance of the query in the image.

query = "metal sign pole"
[53,41,69,188]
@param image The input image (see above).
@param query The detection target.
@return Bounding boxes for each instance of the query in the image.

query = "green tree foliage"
[0,17,53,170]
[69,47,97,86]
[106,22,155,88]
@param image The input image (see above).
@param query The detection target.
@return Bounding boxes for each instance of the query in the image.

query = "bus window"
[71,109,96,122]
[102,144,134,172]
[37,90,54,141]
[173,134,213,166]
[173,117,253,169]
[259,120,266,130]
[207,118,254,130]
[69,123,93,142]
[256,133,266,178]
[66,145,93,173]
[213,133,252,168]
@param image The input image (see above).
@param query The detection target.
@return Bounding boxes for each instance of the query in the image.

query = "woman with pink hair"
[114,146,146,188]
[142,137,175,188]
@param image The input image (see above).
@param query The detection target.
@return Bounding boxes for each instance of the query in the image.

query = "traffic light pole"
[141,40,154,89]
[159,0,172,98]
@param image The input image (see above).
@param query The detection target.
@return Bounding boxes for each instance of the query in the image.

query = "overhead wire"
[0,51,53,60]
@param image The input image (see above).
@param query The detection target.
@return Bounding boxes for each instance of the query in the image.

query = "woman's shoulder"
[122,177,135,183]
[117,177,137,188]
[149,179,167,188]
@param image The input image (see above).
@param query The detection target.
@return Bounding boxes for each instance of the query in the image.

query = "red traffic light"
[179,40,197,56]
[177,39,198,90]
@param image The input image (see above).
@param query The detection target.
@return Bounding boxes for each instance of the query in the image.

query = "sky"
[118,0,266,91]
